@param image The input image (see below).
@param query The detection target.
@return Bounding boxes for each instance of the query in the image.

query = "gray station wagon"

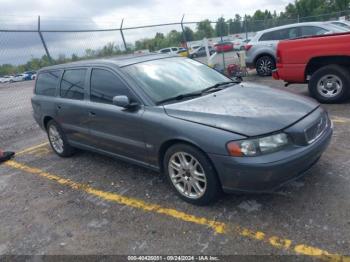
[31,54,333,205]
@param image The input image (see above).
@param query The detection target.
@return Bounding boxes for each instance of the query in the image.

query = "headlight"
[227,133,289,157]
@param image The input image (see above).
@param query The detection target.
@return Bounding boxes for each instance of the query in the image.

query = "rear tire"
[164,143,221,205]
[308,65,350,103]
[47,120,75,157]
[256,55,275,76]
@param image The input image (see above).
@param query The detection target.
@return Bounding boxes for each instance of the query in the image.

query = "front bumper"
[209,123,332,193]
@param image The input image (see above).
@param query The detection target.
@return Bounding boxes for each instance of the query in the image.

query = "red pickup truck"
[273,32,350,103]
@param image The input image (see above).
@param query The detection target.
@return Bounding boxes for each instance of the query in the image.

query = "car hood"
[163,83,319,137]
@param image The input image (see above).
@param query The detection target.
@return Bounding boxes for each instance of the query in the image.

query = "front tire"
[164,144,221,205]
[47,120,75,157]
[256,55,275,76]
[308,65,350,103]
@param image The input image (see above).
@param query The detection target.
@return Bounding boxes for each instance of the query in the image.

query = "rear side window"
[259,27,299,41]
[260,31,274,41]
[60,69,86,100]
[35,71,60,96]
[300,26,328,37]
[161,49,170,53]
[90,69,132,104]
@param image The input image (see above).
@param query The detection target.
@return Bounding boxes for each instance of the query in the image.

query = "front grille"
[305,113,328,144]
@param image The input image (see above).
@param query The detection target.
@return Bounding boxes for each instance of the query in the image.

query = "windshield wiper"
[157,81,239,105]
[200,81,238,94]
[157,91,202,105]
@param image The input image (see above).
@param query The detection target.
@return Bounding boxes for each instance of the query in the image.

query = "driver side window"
[90,69,132,104]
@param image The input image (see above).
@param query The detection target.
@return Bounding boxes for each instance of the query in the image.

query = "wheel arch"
[158,139,219,181]
[43,116,54,130]
[254,52,276,66]
[305,56,350,79]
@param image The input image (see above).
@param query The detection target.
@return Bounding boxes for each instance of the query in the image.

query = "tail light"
[244,44,252,51]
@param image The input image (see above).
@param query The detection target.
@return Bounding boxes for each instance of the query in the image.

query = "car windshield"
[122,57,231,104]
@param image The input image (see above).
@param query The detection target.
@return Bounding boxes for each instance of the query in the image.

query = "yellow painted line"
[4,160,350,262]
[16,142,49,156]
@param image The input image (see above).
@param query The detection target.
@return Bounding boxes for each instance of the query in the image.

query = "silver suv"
[245,22,347,76]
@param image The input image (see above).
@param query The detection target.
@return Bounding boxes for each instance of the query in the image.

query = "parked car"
[189,46,215,58]
[273,32,350,103]
[32,54,332,205]
[23,71,36,80]
[0,75,13,83]
[189,45,200,51]
[232,39,250,50]
[10,74,26,82]
[158,47,182,55]
[214,41,234,53]
[328,20,350,30]
[177,48,189,57]
[31,73,37,80]
[245,22,347,76]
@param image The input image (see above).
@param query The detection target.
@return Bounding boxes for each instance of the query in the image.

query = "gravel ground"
[0,76,349,259]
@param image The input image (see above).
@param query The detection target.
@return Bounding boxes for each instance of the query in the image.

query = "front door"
[86,68,147,163]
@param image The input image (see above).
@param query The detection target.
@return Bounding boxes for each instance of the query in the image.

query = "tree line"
[1,0,349,75]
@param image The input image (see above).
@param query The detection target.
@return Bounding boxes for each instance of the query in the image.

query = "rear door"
[86,67,147,162]
[55,68,93,146]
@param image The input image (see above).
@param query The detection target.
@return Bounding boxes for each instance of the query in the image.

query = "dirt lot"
[0,77,350,260]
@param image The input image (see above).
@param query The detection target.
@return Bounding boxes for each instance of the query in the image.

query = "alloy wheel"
[257,56,274,76]
[48,125,64,154]
[168,152,207,199]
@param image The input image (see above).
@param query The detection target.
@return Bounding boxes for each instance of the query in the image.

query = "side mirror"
[112,95,139,109]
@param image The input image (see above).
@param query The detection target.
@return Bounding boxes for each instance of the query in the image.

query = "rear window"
[35,71,60,96]
[60,69,86,100]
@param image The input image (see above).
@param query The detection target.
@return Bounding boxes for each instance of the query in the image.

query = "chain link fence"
[0,10,349,76]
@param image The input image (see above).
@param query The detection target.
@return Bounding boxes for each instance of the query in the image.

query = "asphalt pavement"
[0,78,349,260]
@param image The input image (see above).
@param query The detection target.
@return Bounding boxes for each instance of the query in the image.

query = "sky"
[0,0,294,65]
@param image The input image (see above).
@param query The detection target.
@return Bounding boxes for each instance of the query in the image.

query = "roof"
[39,53,177,71]
[255,21,341,35]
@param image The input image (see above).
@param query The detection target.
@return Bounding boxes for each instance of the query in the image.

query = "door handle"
[57,105,62,110]
[89,111,96,117]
